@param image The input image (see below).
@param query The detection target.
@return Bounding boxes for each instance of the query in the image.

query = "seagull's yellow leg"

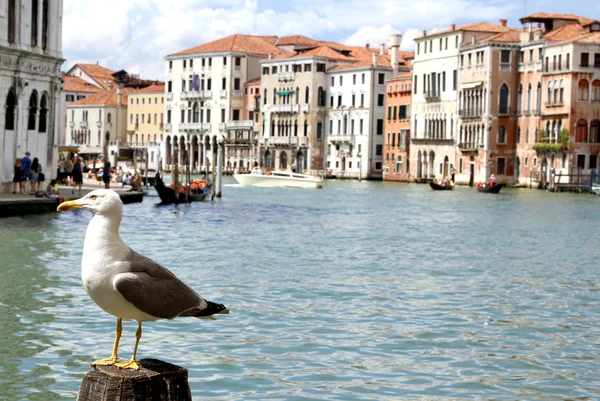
[115,321,142,370]
[90,318,122,367]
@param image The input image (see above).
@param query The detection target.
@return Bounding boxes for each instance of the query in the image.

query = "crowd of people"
[12,151,44,195]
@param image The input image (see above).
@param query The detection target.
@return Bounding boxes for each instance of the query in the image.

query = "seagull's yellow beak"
[57,199,83,212]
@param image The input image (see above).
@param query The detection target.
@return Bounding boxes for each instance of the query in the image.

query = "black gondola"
[153,172,206,204]
[476,183,503,194]
[430,181,455,191]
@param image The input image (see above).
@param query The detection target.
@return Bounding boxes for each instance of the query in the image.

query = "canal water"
[1,178,599,400]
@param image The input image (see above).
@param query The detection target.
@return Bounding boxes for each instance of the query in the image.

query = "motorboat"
[233,170,324,189]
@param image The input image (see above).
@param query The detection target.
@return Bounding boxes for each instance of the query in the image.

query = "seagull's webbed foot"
[90,356,118,368]
[114,359,140,370]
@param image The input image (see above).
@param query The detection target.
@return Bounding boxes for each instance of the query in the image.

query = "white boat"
[233,170,324,189]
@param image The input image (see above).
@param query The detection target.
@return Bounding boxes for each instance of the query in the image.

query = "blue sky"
[63,0,597,80]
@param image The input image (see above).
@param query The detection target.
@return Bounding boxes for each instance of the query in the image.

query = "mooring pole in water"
[77,359,191,401]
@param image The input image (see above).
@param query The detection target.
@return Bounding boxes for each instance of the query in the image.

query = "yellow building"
[126,84,165,170]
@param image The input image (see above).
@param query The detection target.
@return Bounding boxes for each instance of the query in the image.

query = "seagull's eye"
[90,195,97,200]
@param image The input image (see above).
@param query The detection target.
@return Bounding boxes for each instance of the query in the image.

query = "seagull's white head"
[57,189,123,217]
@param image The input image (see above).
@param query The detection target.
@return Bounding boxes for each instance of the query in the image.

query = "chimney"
[365,43,370,49]
[268,53,272,59]
[422,30,427,37]
[500,18,507,27]
[96,61,99,65]
[451,24,456,31]
[117,87,122,106]
[379,43,385,55]
[372,53,378,67]
[388,33,402,74]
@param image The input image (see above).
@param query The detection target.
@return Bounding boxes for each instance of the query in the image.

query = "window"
[499,84,509,114]
[331,76,335,87]
[38,95,47,132]
[303,120,308,136]
[304,64,311,72]
[235,57,241,67]
[576,119,588,142]
[497,125,506,144]
[360,94,364,106]
[353,74,356,85]
[31,0,38,46]
[453,70,457,90]
[595,53,600,67]
[339,76,343,86]
[414,75,418,94]
[167,81,172,92]
[578,79,589,101]
[222,77,227,90]
[376,119,383,135]
[330,96,334,108]
[8,0,16,43]
[459,158,463,174]
[263,66,269,75]
[496,157,506,175]
[337,95,342,107]
[378,73,385,85]
[234,78,241,90]
[376,144,383,156]
[42,0,49,49]
[316,122,322,139]
[442,71,446,92]
[593,80,600,101]
[581,52,590,67]
[517,127,521,144]
[445,37,448,50]
[183,60,186,69]
[417,43,420,55]
[525,127,530,144]
[362,74,365,84]
[359,119,363,134]
[305,86,309,103]
[220,108,225,123]
[501,50,511,64]
[352,94,355,107]
[316,63,326,72]
[271,66,277,74]
[590,155,598,170]
[28,92,38,130]
[317,87,326,107]
[377,94,384,106]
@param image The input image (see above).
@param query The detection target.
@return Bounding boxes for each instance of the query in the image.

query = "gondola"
[153,172,207,204]
[476,183,503,194]
[430,181,455,191]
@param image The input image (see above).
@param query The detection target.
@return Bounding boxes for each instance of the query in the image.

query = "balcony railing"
[220,90,227,98]
[526,61,535,72]
[458,142,483,152]
[297,137,308,146]
[232,90,242,97]
[301,103,310,113]
[518,63,525,73]
[180,122,203,131]
[543,61,571,73]
[424,90,440,101]
[166,92,173,101]
[328,134,355,144]
[225,120,253,130]
[269,136,293,145]
[475,63,484,72]
[535,60,543,71]
[499,63,511,72]
[164,123,172,131]
[218,123,226,131]
[545,100,565,107]
[202,123,211,131]
[278,71,294,81]
[458,109,483,118]
[269,104,300,113]
[79,121,88,129]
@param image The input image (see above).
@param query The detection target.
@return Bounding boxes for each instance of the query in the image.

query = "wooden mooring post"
[77,359,191,401]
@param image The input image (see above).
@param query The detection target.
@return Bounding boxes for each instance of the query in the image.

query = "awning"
[461,81,483,89]
[277,91,290,95]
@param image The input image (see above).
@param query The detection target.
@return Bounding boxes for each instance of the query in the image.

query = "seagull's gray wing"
[113,249,227,319]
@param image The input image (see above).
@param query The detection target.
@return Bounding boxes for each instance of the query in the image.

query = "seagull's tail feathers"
[182,300,230,319]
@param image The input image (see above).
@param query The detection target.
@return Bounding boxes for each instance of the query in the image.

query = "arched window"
[263,88,267,105]
[270,120,275,137]
[592,80,600,101]
[8,0,16,43]
[498,84,509,114]
[527,83,532,113]
[576,119,588,142]
[279,151,288,169]
[536,82,542,113]
[517,127,521,144]
[304,86,309,103]
[192,102,199,123]
[303,120,308,136]
[553,80,559,104]
[272,88,277,104]
[578,79,589,101]
[31,0,38,47]
[295,87,300,104]
[343,115,348,134]
[547,81,554,104]
[5,89,17,130]
[42,0,49,50]
[317,87,325,107]
[107,113,112,123]
[525,127,530,144]
[39,94,48,133]
[28,91,38,130]
[590,120,600,143]
[316,121,322,139]
[559,80,564,104]
[517,84,523,113]
[497,125,506,144]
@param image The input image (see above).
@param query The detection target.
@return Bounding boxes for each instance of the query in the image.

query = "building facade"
[0,0,64,191]
[383,73,412,181]
[126,84,164,171]
[163,34,281,173]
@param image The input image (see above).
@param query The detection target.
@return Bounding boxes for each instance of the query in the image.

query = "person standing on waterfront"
[450,166,456,183]
[30,157,42,193]
[21,151,32,193]
[72,154,83,195]
[490,174,497,186]
[12,158,23,194]
[102,160,111,189]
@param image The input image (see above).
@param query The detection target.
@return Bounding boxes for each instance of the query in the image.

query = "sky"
[63,0,597,80]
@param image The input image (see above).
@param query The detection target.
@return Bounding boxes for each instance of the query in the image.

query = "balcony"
[218,123,226,131]
[278,71,294,81]
[79,121,88,129]
[202,123,211,131]
[329,134,355,144]
[225,120,253,130]
[545,100,564,107]
[543,61,571,74]
[164,123,172,131]
[499,63,511,72]
[301,103,310,113]
[424,90,440,102]
[269,104,299,113]
[297,137,308,146]
[166,92,173,101]
[181,91,202,100]
[518,63,525,73]
[180,122,203,131]
[232,90,242,98]
[96,121,102,128]
[220,90,227,98]
[269,136,293,145]
[475,63,484,72]
[69,121,74,128]
[203,90,212,98]
[535,60,543,71]
[458,142,483,153]
[526,61,535,72]
[458,109,483,119]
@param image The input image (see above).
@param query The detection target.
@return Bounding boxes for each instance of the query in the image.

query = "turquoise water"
[1,178,599,400]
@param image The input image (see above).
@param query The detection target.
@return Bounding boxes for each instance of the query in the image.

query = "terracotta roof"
[73,63,117,89]
[388,72,412,81]
[549,31,600,46]
[329,54,398,71]
[418,21,509,39]
[276,35,319,46]
[261,36,279,45]
[520,13,595,26]
[133,84,165,94]
[271,44,353,61]
[69,87,132,106]
[244,77,261,85]
[464,29,521,46]
[542,23,587,41]
[169,34,284,57]
[63,75,102,93]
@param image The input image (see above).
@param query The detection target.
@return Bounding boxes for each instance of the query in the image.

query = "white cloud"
[62,0,520,79]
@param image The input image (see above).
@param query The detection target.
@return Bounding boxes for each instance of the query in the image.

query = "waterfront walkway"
[0,178,146,217]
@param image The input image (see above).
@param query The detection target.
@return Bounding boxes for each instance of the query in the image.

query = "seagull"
[57,189,229,370]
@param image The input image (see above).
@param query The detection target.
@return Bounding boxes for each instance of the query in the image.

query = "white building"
[326,37,410,179]
[163,34,282,172]
[65,87,129,166]
[0,0,64,191]
[411,21,509,181]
